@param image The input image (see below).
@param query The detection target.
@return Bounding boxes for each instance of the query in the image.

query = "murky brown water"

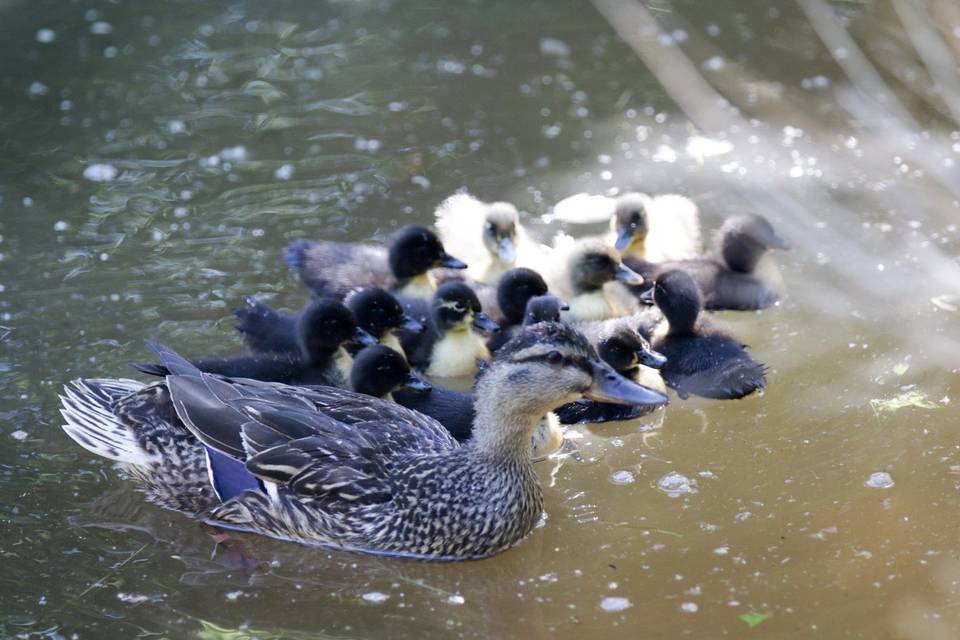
[3,0,960,637]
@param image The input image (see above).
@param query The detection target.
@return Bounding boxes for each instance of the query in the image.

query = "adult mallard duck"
[60,325,667,560]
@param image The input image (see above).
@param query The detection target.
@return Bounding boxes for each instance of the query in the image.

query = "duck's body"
[625,213,790,311]
[61,326,667,559]
[285,226,467,300]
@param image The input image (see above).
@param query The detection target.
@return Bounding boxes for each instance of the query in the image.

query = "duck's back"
[234,299,299,355]
[392,386,475,442]
[286,239,393,298]
[655,332,765,399]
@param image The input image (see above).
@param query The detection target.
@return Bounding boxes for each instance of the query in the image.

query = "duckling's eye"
[546,350,563,364]
[485,222,496,232]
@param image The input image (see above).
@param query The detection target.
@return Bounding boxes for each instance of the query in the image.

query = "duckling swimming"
[483,268,550,352]
[399,282,500,378]
[643,270,766,399]
[348,345,432,401]
[434,193,538,284]
[234,288,424,360]
[522,294,568,326]
[626,213,790,310]
[60,325,667,559]
[547,239,644,322]
[135,298,376,388]
[285,225,467,300]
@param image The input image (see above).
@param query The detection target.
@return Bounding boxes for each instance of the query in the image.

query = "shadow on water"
[2,0,960,638]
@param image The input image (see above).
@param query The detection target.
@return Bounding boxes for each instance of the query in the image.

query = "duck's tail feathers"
[284,239,313,272]
[60,378,156,466]
[144,340,200,377]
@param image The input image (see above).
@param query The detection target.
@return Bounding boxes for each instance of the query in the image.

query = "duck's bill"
[769,234,792,251]
[636,284,656,304]
[437,253,468,269]
[401,372,432,393]
[354,327,378,347]
[614,227,634,251]
[613,263,644,285]
[400,314,426,333]
[585,361,669,406]
[497,237,517,264]
[472,312,500,333]
[559,299,571,311]
[637,347,667,369]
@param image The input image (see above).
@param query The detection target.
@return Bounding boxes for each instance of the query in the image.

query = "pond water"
[3,0,960,637]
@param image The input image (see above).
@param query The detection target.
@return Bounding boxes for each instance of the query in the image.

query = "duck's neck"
[397,272,435,299]
[379,330,407,360]
[333,347,354,385]
[470,372,545,461]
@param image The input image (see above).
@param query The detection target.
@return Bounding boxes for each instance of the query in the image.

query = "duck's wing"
[285,239,392,298]
[233,298,300,355]
[644,194,703,262]
[133,353,306,385]
[434,193,492,275]
[658,334,766,400]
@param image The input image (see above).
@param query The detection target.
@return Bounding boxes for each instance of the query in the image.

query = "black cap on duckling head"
[652,270,703,336]
[497,268,549,325]
[611,193,649,251]
[569,240,644,292]
[297,298,373,362]
[523,294,567,326]
[718,214,791,273]
[599,327,667,374]
[431,282,500,334]
[347,287,425,338]
[350,345,431,398]
[388,225,466,280]
[482,202,520,264]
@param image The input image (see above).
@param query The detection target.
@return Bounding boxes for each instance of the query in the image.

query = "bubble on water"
[83,164,118,182]
[600,596,632,612]
[90,21,113,35]
[225,590,243,601]
[447,594,465,605]
[657,471,698,497]
[53,221,69,232]
[274,164,295,181]
[681,602,699,613]
[713,545,730,555]
[540,38,570,58]
[220,146,248,163]
[703,56,726,71]
[28,82,49,97]
[652,145,678,163]
[10,430,28,441]
[35,29,56,43]
[866,472,894,489]
[362,591,390,604]
[611,470,635,485]
[167,120,186,134]
[117,592,149,604]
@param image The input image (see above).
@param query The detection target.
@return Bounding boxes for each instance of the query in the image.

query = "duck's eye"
[546,350,563,364]
[485,222,496,232]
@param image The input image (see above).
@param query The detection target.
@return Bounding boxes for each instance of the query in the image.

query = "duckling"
[434,193,538,284]
[349,345,432,401]
[285,225,467,300]
[546,239,644,322]
[234,288,424,360]
[523,294,568,326]
[643,270,767,399]
[483,269,551,352]
[135,298,377,388]
[625,213,791,310]
[60,326,667,559]
[554,326,667,424]
[399,282,500,378]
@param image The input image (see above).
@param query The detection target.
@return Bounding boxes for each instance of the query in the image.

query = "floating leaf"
[739,612,771,628]
[892,362,909,376]
[870,390,941,416]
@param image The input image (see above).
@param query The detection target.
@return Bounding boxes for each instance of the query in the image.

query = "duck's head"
[347,287,424,339]
[598,326,667,375]
[473,323,669,450]
[432,282,500,335]
[296,298,376,362]
[388,225,467,280]
[482,202,521,264]
[568,239,644,293]
[610,193,650,252]
[641,270,703,336]
[717,214,791,273]
[497,268,549,325]
[522,294,568,326]
[350,345,431,399]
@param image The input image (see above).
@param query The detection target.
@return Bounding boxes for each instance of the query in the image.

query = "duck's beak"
[400,371,432,393]
[637,346,667,369]
[559,300,571,311]
[613,263,644,285]
[584,360,669,406]
[497,236,517,264]
[437,252,467,269]
[768,234,792,251]
[400,314,426,333]
[614,227,634,251]
[472,311,500,333]
[353,327,378,347]
[637,285,656,305]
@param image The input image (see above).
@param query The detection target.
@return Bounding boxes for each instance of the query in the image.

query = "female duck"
[135,298,376,388]
[547,239,644,322]
[626,214,790,310]
[59,324,667,559]
[643,270,766,399]
[285,225,467,300]
[400,282,500,378]
[234,288,424,360]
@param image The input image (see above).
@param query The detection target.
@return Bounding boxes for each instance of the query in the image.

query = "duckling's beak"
[768,234,792,251]
[437,253,468,269]
[637,284,656,305]
[497,236,517,264]
[401,372,432,393]
[559,300,571,311]
[400,314,426,333]
[637,347,667,370]
[353,327,378,347]
[472,311,500,333]
[584,360,669,406]
[613,263,644,285]
[614,227,634,251]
